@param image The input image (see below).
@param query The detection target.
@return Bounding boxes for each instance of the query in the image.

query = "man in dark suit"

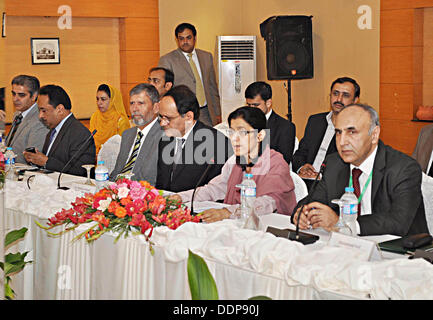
[156,85,232,192]
[292,104,429,237]
[109,83,163,185]
[158,23,221,127]
[412,124,433,176]
[245,81,296,166]
[292,77,360,182]
[23,85,96,176]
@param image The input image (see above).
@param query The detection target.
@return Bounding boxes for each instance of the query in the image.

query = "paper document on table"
[184,201,231,213]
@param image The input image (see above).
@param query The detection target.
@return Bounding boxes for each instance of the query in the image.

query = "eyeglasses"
[226,128,255,137]
[157,113,182,124]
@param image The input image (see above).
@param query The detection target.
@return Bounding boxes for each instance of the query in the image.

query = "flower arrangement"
[36,178,200,251]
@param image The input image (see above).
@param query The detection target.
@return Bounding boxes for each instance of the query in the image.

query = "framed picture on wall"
[31,38,60,64]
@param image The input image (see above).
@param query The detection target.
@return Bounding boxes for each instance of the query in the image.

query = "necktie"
[187,53,206,106]
[6,113,23,147]
[352,168,362,216]
[428,163,433,178]
[120,130,143,175]
[171,138,185,181]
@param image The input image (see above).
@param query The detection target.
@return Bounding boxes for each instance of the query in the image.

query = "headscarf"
[90,85,130,154]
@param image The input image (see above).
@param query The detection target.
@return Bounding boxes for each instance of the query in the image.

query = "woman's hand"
[200,208,231,223]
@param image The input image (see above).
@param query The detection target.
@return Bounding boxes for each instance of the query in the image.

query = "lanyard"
[349,170,373,204]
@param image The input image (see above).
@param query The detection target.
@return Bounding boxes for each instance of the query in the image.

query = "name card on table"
[71,182,96,195]
[328,232,381,261]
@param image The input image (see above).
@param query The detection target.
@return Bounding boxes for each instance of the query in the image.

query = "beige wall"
[4,16,121,122]
[159,0,380,137]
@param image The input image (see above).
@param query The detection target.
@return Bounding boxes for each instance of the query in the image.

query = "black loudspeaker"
[260,15,313,80]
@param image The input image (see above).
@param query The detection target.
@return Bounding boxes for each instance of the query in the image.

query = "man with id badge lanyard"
[292,104,429,237]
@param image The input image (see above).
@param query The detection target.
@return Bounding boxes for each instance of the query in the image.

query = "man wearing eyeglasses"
[109,83,163,184]
[156,85,232,192]
[292,77,360,185]
[245,81,296,166]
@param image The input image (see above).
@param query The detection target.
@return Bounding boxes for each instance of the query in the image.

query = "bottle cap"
[245,173,253,178]
[97,160,105,165]
[6,147,12,150]
[345,187,354,192]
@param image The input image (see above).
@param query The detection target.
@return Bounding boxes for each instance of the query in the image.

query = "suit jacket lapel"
[176,48,194,79]
[48,114,74,156]
[371,141,385,205]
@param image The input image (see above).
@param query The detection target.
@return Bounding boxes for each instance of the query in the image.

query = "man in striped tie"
[109,83,164,185]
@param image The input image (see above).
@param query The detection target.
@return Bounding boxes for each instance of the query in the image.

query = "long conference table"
[3,170,433,300]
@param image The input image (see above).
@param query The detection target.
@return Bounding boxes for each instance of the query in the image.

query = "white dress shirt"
[21,103,37,119]
[265,109,272,120]
[350,146,378,235]
[181,49,207,107]
[312,111,334,172]
[427,150,433,174]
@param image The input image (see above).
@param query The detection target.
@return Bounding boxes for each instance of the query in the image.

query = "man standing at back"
[245,81,296,166]
[158,23,221,127]
[6,75,49,164]
[23,84,96,176]
[293,77,360,182]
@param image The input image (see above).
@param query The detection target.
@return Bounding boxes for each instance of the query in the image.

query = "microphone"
[57,129,97,190]
[190,159,214,216]
[288,162,326,245]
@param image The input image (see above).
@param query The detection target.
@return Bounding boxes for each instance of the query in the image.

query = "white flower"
[117,186,130,199]
[98,198,112,211]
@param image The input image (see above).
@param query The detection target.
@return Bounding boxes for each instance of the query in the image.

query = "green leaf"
[4,252,32,276]
[5,277,15,300]
[187,250,219,300]
[5,227,28,248]
[249,295,272,300]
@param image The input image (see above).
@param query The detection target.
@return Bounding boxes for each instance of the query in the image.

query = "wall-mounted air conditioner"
[218,36,256,122]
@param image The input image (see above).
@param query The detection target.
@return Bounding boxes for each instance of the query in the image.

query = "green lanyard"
[349,170,373,204]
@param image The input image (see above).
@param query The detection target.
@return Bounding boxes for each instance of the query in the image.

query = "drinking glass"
[331,199,352,235]
[82,164,95,186]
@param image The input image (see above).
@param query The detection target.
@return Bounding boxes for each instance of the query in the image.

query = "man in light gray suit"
[109,83,163,185]
[158,22,221,127]
[6,75,49,164]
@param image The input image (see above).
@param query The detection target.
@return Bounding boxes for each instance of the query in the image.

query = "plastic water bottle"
[95,160,109,190]
[341,187,358,235]
[5,147,16,180]
[0,133,5,153]
[241,173,256,221]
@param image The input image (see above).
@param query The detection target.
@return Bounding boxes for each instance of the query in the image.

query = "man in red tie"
[292,103,429,237]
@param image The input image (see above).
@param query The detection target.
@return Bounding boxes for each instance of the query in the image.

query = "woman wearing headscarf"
[90,84,130,154]
[170,106,297,223]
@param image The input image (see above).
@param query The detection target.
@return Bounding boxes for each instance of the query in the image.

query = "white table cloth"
[3,173,433,300]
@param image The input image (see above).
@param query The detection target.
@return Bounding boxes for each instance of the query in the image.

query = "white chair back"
[213,121,230,137]
[290,171,308,202]
[421,173,433,234]
[98,134,121,174]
